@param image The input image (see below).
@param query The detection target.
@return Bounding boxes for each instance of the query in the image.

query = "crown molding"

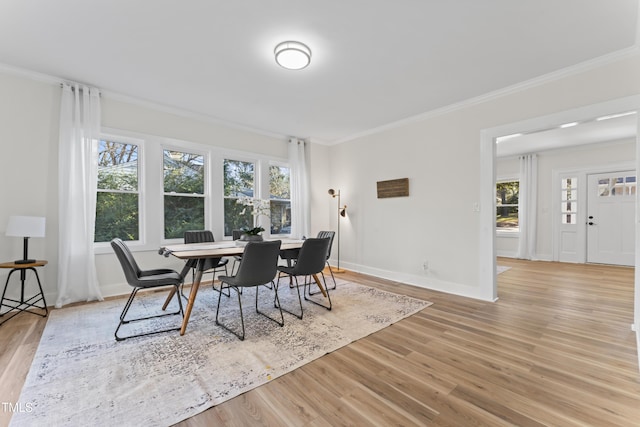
[331,45,640,145]
[102,91,287,141]
[0,62,288,142]
[0,62,63,85]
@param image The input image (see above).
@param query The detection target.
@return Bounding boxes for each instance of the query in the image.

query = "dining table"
[159,238,325,335]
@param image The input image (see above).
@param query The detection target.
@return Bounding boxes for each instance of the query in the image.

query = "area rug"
[11,279,431,427]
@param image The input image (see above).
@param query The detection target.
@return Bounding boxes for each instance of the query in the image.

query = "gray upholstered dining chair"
[276,237,332,319]
[278,231,337,292]
[183,230,229,298]
[215,240,283,340]
[111,238,184,341]
[315,230,337,290]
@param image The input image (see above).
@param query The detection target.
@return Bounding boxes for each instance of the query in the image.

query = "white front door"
[586,171,636,266]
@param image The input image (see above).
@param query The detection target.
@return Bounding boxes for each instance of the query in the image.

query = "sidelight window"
[561,177,578,225]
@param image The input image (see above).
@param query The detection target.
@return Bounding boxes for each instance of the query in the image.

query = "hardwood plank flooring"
[1,258,639,426]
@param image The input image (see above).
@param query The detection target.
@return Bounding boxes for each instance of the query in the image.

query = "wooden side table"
[0,260,48,325]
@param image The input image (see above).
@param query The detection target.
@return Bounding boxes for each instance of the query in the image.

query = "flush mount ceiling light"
[274,41,311,70]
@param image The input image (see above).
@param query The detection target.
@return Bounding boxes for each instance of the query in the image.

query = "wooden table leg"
[311,274,328,298]
[164,260,196,310]
[180,262,204,336]
[162,287,177,310]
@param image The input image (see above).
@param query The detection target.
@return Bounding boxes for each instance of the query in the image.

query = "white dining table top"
[161,239,305,260]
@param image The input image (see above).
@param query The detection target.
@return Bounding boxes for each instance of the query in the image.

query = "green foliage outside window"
[269,166,291,234]
[163,150,204,194]
[224,159,254,197]
[164,195,205,239]
[95,192,139,241]
[223,159,255,236]
[224,199,252,236]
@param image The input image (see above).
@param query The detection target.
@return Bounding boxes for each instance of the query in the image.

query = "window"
[269,165,291,234]
[163,150,205,239]
[95,140,139,242]
[597,175,636,197]
[93,129,294,250]
[561,177,578,224]
[223,159,254,236]
[496,180,519,232]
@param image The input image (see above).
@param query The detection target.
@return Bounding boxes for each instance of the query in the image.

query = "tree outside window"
[95,140,139,242]
[223,159,254,236]
[496,180,519,231]
[163,150,205,239]
[270,165,291,234]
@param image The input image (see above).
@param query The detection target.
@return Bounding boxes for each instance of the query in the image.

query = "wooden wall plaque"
[377,178,409,198]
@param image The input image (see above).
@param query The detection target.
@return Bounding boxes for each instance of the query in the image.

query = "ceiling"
[496,112,638,157]
[0,1,638,144]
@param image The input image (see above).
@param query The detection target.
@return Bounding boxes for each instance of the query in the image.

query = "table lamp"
[5,216,46,264]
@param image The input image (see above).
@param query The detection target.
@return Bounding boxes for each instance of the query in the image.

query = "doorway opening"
[479,95,640,302]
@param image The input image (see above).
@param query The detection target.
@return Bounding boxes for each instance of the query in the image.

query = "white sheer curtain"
[516,153,538,260]
[56,83,104,307]
[288,138,310,239]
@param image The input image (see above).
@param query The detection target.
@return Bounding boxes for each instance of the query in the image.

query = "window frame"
[161,146,209,242]
[94,127,290,253]
[496,177,520,237]
[94,134,146,251]
[222,157,259,238]
[268,161,292,236]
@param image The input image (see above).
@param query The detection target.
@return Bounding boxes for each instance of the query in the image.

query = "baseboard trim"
[333,260,495,301]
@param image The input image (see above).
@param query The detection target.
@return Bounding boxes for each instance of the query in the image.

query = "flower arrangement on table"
[236,196,270,238]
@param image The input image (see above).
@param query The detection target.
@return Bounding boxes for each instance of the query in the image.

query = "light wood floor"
[1,259,639,426]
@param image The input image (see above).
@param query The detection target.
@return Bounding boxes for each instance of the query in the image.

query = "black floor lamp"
[328,189,347,273]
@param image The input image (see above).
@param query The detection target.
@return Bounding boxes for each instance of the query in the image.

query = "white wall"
[496,138,637,259]
[329,52,640,301]
[307,142,332,235]
[0,73,59,306]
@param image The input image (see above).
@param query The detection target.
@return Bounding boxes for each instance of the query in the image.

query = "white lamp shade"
[6,216,46,238]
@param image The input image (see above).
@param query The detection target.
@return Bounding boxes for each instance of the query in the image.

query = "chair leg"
[255,282,284,327]
[304,271,332,311]
[232,257,241,276]
[184,268,231,299]
[118,289,138,324]
[308,261,337,295]
[215,285,245,340]
[115,285,184,341]
[275,274,304,319]
[213,267,231,297]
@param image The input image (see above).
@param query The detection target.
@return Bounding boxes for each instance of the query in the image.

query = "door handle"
[588,222,596,225]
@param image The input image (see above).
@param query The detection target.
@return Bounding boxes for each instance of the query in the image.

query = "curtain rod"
[60,83,102,96]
